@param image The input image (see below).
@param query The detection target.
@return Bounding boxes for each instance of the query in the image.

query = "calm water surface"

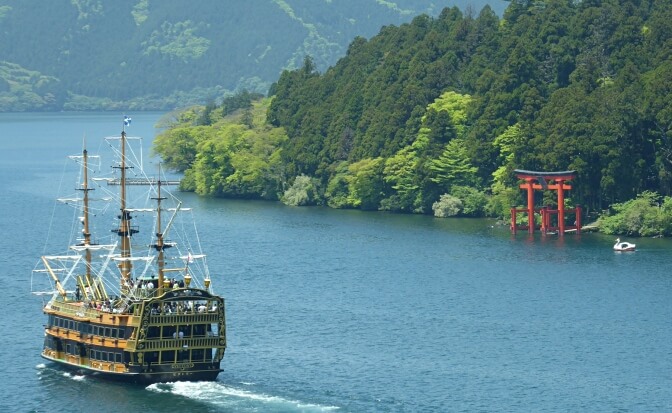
[2,113,672,412]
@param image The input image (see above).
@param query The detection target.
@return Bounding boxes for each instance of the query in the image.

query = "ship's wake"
[36,364,86,381]
[146,381,340,412]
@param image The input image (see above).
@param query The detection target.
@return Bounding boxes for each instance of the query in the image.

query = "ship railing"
[132,337,224,351]
[48,300,110,319]
[147,312,220,325]
[49,299,137,322]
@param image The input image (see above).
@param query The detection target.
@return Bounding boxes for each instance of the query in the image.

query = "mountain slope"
[0,0,506,111]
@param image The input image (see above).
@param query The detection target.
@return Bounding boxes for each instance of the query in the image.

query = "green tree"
[429,138,479,191]
[282,174,320,206]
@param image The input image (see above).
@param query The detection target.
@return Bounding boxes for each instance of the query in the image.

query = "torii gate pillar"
[511,170,581,236]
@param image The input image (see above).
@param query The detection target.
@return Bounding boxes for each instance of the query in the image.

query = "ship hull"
[42,354,222,384]
[41,288,226,385]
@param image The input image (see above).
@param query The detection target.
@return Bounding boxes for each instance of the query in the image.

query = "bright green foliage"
[383,144,421,211]
[450,185,488,217]
[153,1,672,231]
[485,181,520,219]
[348,158,386,210]
[425,91,472,139]
[432,186,487,217]
[429,138,479,190]
[432,194,463,217]
[281,174,320,206]
[597,191,672,237]
[156,97,288,199]
[153,124,211,172]
[325,162,355,209]
[492,123,522,188]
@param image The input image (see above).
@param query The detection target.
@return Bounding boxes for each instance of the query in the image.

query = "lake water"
[2,112,672,412]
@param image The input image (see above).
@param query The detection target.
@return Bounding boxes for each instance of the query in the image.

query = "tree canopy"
[154,1,672,226]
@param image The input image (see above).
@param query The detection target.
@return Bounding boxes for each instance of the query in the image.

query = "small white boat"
[613,238,636,251]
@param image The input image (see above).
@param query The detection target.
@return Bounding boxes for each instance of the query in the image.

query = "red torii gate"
[510,169,582,236]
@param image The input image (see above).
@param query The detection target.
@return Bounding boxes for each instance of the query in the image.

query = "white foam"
[146,381,339,411]
[61,371,86,381]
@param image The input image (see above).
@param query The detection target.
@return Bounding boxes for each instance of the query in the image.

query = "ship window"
[162,326,176,339]
[147,326,160,339]
[162,350,175,363]
[105,327,111,337]
[66,344,72,354]
[192,349,204,362]
[115,353,121,363]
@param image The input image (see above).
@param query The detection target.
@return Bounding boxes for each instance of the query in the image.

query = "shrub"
[281,174,319,206]
[432,194,462,217]
[598,191,667,236]
[451,185,487,217]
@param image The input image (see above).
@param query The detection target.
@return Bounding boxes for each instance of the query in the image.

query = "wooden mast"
[79,144,95,296]
[117,129,133,291]
[153,165,167,295]
[80,146,93,285]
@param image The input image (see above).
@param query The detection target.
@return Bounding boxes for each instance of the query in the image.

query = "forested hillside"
[153,0,672,233]
[0,0,504,111]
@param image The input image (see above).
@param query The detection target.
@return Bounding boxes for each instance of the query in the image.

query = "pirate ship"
[33,120,226,383]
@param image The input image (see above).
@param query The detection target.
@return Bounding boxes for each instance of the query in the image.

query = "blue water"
[2,113,672,412]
